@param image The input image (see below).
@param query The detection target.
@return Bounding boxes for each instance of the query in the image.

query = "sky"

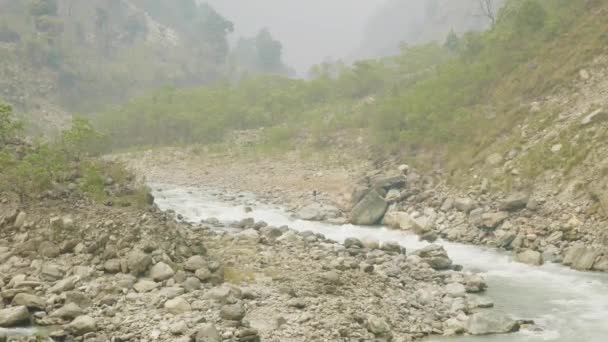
[203,0,388,75]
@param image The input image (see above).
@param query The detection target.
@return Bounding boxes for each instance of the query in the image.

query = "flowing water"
[152,183,608,342]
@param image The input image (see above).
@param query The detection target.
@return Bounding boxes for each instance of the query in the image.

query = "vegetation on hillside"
[0,0,238,112]
[0,102,148,205]
[97,0,606,172]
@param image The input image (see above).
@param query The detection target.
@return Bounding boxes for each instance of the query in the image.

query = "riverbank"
[0,176,517,341]
[120,146,608,274]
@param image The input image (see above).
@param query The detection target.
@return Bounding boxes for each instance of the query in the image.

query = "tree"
[255,28,283,72]
[444,30,460,52]
[0,103,22,144]
[479,0,497,27]
[29,0,58,17]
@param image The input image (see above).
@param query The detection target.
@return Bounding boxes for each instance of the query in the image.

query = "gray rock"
[572,248,601,271]
[164,297,191,314]
[127,250,152,275]
[134,279,159,293]
[371,173,406,190]
[150,262,175,282]
[366,316,392,338]
[454,198,477,213]
[515,250,543,266]
[66,315,96,336]
[500,193,529,211]
[563,245,587,267]
[445,283,466,298]
[349,189,388,225]
[416,244,452,270]
[185,255,207,272]
[465,312,520,335]
[11,293,45,311]
[195,323,221,342]
[344,237,363,249]
[195,268,212,282]
[220,303,246,321]
[296,203,340,221]
[104,259,121,273]
[50,302,83,320]
[380,241,403,254]
[183,277,201,292]
[48,276,79,294]
[170,321,188,335]
[38,241,60,258]
[0,306,30,327]
[592,256,608,271]
[495,232,517,249]
[480,212,509,229]
[13,211,26,228]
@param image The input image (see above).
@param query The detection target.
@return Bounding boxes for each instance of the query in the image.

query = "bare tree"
[479,0,497,27]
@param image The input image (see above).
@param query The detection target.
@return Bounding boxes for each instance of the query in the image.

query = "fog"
[203,0,387,74]
[203,0,497,75]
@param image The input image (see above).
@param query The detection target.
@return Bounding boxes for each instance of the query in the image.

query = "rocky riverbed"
[120,147,608,274]
[0,185,528,342]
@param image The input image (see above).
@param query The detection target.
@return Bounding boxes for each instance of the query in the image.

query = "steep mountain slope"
[357,0,505,58]
[0,0,233,130]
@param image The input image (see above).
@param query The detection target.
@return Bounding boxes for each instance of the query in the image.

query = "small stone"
[170,321,188,335]
[127,250,152,275]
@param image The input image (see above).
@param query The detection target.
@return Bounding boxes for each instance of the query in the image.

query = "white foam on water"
[152,184,608,342]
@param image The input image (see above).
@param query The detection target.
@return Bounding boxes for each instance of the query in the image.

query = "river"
[152,183,608,342]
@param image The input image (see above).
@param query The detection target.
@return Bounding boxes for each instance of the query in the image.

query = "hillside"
[0,0,235,131]
[94,0,608,203]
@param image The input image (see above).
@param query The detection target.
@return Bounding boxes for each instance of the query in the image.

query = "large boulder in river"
[563,245,601,270]
[349,189,388,225]
[465,312,520,335]
[515,249,543,266]
[415,244,453,270]
[0,306,30,327]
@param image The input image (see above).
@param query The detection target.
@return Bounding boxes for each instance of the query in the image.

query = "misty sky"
[204,0,388,74]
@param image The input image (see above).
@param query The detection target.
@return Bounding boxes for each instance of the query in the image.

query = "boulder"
[296,203,340,221]
[349,189,388,225]
[344,237,363,249]
[0,306,30,327]
[563,245,587,267]
[134,279,159,293]
[500,193,529,212]
[445,283,466,298]
[184,255,207,272]
[50,303,83,320]
[371,173,406,190]
[480,212,509,229]
[164,297,191,314]
[11,293,45,311]
[495,232,516,249]
[515,250,543,266]
[13,211,26,228]
[127,250,152,275]
[415,244,452,270]
[572,248,601,271]
[380,241,403,254]
[195,323,221,342]
[366,316,392,339]
[465,312,520,335]
[66,315,96,336]
[220,303,246,321]
[150,262,175,282]
[454,198,477,213]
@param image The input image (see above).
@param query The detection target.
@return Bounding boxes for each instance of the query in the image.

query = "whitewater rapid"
[152,183,608,342]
